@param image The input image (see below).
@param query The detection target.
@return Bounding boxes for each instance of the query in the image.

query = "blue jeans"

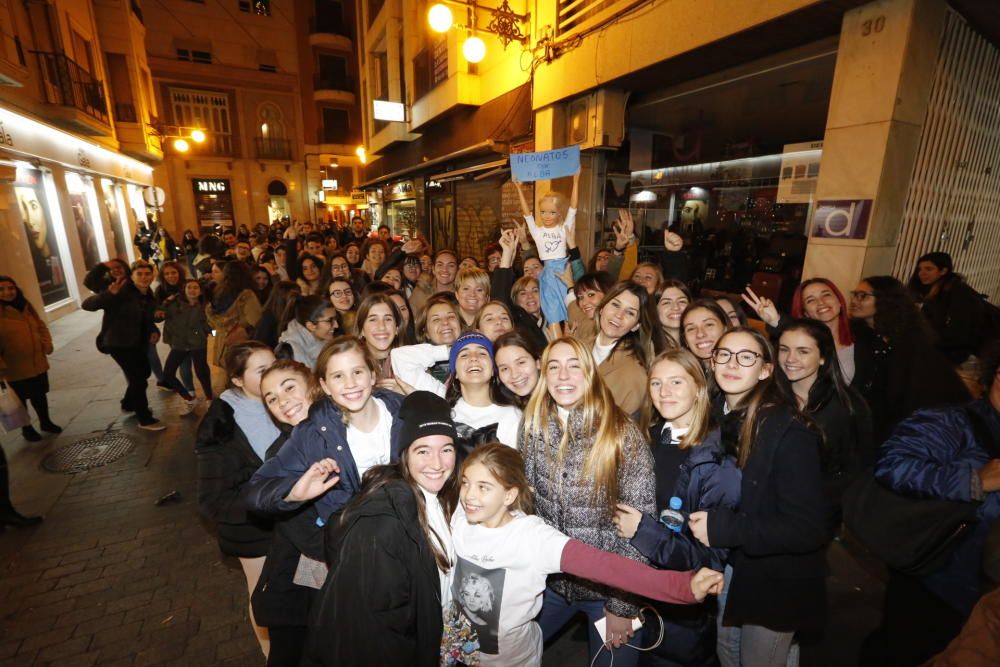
[537,587,639,667]
[147,341,164,382]
[716,565,798,667]
[539,257,569,325]
[178,355,194,392]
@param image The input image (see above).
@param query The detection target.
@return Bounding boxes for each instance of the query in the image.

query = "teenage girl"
[276,294,338,370]
[687,328,828,667]
[448,444,725,667]
[354,293,405,393]
[161,279,214,413]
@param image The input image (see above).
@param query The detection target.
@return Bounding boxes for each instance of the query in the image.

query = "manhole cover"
[42,432,136,474]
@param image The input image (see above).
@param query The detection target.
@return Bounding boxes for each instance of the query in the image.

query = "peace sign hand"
[741,286,781,328]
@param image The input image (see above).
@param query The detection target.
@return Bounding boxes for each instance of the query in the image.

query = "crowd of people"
[1,198,998,666]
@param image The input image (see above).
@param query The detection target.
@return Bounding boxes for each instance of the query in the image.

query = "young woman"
[494,331,542,408]
[385,288,416,345]
[681,299,731,370]
[276,294,338,370]
[777,319,874,529]
[206,260,263,384]
[252,266,274,305]
[688,328,828,667]
[354,293,405,393]
[296,254,325,296]
[716,296,747,329]
[521,337,656,667]
[451,444,725,667]
[305,390,459,666]
[568,272,614,341]
[849,275,969,438]
[360,239,388,279]
[244,336,407,523]
[588,248,612,273]
[253,281,301,349]
[197,342,282,659]
[455,267,491,326]
[417,293,463,350]
[344,242,362,269]
[380,267,403,291]
[155,260,195,393]
[522,256,543,280]
[581,281,665,416]
[630,262,664,295]
[907,251,986,364]
[161,279,214,413]
[474,301,514,342]
[326,277,356,333]
[153,260,186,301]
[0,276,60,440]
[613,348,741,667]
[656,280,692,347]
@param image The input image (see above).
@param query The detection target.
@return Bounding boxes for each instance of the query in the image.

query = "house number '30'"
[862,16,886,36]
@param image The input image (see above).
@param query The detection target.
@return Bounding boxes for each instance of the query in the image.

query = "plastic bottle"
[658,496,684,533]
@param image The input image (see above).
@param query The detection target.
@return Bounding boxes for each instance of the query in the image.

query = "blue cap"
[448,331,494,375]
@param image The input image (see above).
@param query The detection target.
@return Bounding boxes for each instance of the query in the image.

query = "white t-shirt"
[421,486,456,607]
[592,338,615,366]
[346,398,393,479]
[525,208,576,261]
[450,506,570,667]
[452,399,522,448]
[837,344,857,385]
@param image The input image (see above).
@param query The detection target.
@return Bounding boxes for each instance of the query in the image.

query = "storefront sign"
[510,145,580,182]
[385,180,414,201]
[322,179,338,190]
[778,141,822,204]
[811,199,872,240]
[351,190,367,202]
[373,100,405,122]
[191,178,234,231]
[193,179,228,193]
[14,167,70,306]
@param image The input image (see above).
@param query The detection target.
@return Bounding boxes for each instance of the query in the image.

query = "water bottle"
[658,497,684,533]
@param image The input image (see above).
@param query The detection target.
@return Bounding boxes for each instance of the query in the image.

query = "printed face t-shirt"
[450,506,570,666]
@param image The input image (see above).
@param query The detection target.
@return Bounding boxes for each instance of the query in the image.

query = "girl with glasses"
[276,294,338,370]
[688,327,828,667]
[327,278,356,333]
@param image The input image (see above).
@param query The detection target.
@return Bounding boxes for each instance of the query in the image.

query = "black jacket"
[920,279,987,364]
[196,398,280,558]
[708,407,829,632]
[81,281,159,351]
[305,479,443,667]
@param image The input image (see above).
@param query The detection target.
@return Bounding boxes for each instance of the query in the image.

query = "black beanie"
[399,391,456,449]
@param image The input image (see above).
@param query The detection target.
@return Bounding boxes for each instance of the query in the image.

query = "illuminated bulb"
[463,36,486,63]
[356,146,367,164]
[173,138,190,153]
[428,4,453,33]
[190,129,206,143]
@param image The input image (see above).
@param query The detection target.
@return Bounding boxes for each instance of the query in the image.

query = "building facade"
[0,0,159,320]
[354,0,1000,303]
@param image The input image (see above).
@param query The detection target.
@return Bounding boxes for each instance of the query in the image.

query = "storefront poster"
[102,180,129,260]
[811,199,872,240]
[510,145,580,182]
[69,193,101,270]
[14,168,70,306]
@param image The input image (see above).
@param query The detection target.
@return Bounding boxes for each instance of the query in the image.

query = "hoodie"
[277,319,326,370]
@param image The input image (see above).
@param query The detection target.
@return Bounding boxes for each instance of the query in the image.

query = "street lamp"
[427,1,528,62]
[173,138,191,153]
[428,4,453,32]
[463,35,486,63]
[149,122,209,153]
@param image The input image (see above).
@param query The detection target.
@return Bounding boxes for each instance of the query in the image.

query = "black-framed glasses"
[850,290,875,301]
[712,348,763,367]
[328,289,352,298]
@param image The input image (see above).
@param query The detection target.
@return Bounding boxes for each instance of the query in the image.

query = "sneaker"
[40,421,63,434]
[137,419,166,431]
[179,399,196,416]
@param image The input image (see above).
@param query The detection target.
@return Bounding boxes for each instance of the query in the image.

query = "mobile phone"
[594,616,643,643]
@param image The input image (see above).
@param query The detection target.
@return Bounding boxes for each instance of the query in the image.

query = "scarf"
[220,388,281,462]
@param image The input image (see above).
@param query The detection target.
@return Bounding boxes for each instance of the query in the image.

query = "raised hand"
[690,568,725,602]
[613,210,635,250]
[108,276,128,294]
[400,238,423,255]
[664,229,683,252]
[558,264,575,289]
[741,286,780,328]
[498,228,518,254]
[284,458,341,502]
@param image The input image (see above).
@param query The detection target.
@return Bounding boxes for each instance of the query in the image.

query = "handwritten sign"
[510,145,580,182]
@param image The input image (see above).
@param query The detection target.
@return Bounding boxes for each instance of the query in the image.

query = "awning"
[358,139,507,189]
[429,158,508,182]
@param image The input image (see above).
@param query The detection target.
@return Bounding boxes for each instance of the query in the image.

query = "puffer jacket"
[243,389,406,522]
[875,399,1000,614]
[276,319,326,370]
[163,297,209,351]
[0,303,51,380]
[520,409,655,618]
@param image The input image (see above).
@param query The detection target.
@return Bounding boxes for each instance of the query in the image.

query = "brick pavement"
[0,311,262,666]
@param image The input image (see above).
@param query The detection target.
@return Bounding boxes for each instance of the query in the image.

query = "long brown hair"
[314,336,379,425]
[522,337,633,512]
[462,444,534,515]
[223,341,273,388]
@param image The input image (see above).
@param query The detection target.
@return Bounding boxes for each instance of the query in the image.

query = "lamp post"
[427,0,529,63]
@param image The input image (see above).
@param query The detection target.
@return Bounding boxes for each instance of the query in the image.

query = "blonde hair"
[455,267,490,295]
[522,337,632,513]
[644,349,712,448]
[539,190,569,223]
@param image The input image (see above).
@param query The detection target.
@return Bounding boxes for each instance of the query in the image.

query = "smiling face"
[515,282,540,315]
[849,280,877,321]
[262,369,314,426]
[0,280,16,302]
[425,302,460,345]
[778,329,823,384]
[236,243,252,260]
[539,195,561,227]
[683,307,725,360]
[631,267,659,294]
[330,256,351,279]
[576,286,605,320]
[319,348,375,413]
[478,303,513,341]
[597,290,641,342]
[800,282,841,323]
[545,342,587,408]
[233,349,278,399]
[657,287,689,332]
[382,269,402,290]
[184,281,201,302]
[523,257,543,280]
[496,345,539,397]
[433,253,458,287]
[403,260,422,283]
[461,461,516,527]
[455,343,493,386]
[457,281,488,316]
[328,280,354,312]
[361,303,398,354]
[420,254,432,273]
[716,298,742,328]
[648,358,699,426]
[712,331,771,405]
[593,250,611,272]
[407,434,456,494]
[161,266,180,285]
[368,243,386,266]
[301,259,321,282]
[346,246,360,264]
[305,307,338,342]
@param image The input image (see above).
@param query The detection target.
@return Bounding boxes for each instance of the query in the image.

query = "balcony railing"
[33,51,109,125]
[255,137,292,160]
[313,75,354,92]
[309,16,351,37]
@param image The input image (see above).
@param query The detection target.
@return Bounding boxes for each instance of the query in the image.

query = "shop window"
[14,167,71,306]
[239,0,271,16]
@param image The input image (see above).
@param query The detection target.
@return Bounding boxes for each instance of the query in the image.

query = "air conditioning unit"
[566,89,625,150]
